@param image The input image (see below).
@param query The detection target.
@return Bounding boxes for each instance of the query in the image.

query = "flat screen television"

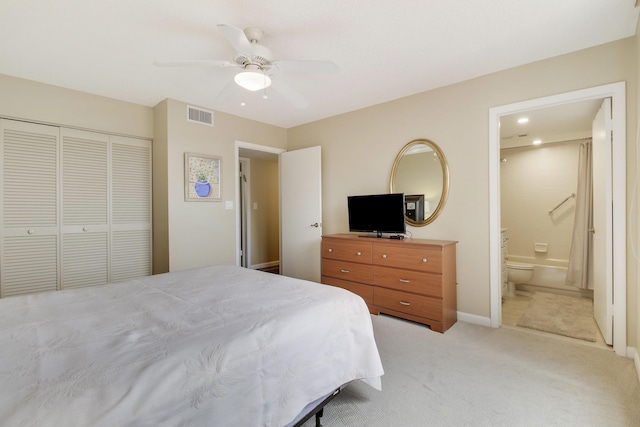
[347,193,406,238]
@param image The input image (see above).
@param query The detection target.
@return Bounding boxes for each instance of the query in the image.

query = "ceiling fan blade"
[271,79,309,109]
[217,24,254,54]
[273,60,339,73]
[154,60,236,68]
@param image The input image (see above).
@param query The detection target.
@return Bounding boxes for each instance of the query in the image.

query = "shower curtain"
[566,140,592,289]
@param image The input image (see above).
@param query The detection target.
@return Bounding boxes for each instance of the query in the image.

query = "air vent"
[187,105,214,126]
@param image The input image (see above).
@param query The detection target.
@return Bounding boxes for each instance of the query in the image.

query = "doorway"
[498,100,606,345]
[488,82,627,356]
[234,141,285,270]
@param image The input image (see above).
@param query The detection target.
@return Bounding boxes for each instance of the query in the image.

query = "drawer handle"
[340,269,350,273]
[27,229,35,235]
[399,301,411,306]
[422,258,428,263]
[382,254,387,259]
[399,279,410,283]
[356,251,362,256]
[328,248,333,252]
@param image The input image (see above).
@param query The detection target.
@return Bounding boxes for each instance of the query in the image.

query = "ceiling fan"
[154,24,340,108]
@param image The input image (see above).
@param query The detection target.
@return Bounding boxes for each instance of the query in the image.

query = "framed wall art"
[184,152,222,201]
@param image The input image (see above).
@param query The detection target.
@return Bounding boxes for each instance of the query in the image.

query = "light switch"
[253,202,258,210]
[225,201,233,210]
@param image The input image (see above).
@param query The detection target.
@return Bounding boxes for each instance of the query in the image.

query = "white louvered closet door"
[61,128,109,289]
[110,136,152,283]
[1,121,152,297]
[1,120,60,297]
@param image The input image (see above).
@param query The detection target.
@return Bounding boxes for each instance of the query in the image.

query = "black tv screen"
[348,193,406,237]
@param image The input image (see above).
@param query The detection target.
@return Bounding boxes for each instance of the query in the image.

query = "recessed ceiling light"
[517,117,529,124]
[532,139,542,145]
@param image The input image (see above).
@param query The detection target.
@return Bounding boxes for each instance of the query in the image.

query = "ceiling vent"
[187,105,214,126]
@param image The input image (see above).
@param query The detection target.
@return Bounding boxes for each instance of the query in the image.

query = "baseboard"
[457,311,492,327]
[633,348,640,385]
[250,261,279,270]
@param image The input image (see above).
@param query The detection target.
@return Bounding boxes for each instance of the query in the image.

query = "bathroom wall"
[500,140,582,262]
[248,156,279,267]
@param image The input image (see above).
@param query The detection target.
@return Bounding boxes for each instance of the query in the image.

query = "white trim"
[488,82,627,356]
[633,350,640,381]
[457,312,492,327]
[234,141,286,266]
[250,260,280,270]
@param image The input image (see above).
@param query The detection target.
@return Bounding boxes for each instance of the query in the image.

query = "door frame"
[488,82,627,356]
[239,157,250,268]
[234,141,285,267]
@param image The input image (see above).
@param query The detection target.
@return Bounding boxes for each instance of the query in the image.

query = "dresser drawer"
[322,276,373,305]
[322,258,373,284]
[374,287,443,321]
[322,239,373,264]
[373,244,442,273]
[373,265,442,297]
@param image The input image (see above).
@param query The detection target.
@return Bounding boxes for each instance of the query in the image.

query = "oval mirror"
[390,139,449,227]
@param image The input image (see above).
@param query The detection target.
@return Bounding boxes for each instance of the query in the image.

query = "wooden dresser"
[321,233,457,333]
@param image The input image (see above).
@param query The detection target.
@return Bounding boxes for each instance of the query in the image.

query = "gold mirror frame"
[390,138,449,227]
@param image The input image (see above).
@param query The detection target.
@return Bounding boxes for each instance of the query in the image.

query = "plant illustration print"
[185,153,222,201]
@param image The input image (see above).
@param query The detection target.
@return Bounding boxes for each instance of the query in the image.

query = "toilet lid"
[507,261,534,270]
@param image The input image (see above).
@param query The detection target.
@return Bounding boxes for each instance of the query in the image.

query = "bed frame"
[292,387,341,427]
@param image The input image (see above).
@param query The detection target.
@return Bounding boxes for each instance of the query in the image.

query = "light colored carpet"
[303,315,640,427]
[516,292,596,342]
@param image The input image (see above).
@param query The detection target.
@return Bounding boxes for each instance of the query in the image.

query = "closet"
[0,119,152,297]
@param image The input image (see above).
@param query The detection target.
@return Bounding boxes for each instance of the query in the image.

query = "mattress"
[0,265,383,427]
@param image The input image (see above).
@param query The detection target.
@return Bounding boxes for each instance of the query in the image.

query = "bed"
[0,265,383,427]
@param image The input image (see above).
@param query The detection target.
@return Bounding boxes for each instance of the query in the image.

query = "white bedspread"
[0,265,383,427]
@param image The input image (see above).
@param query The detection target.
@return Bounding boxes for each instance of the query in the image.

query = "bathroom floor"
[502,289,608,348]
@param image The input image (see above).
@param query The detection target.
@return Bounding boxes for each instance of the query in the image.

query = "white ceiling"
[0,1,637,129]
[500,99,603,149]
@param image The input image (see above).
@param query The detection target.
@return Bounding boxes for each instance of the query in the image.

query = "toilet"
[505,262,534,296]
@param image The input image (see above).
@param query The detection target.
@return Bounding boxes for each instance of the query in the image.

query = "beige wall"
[287,37,638,347]
[0,74,153,138]
[501,141,581,262]
[249,157,280,266]
[153,99,286,272]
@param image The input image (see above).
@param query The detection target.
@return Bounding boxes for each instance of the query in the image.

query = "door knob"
[310,222,319,228]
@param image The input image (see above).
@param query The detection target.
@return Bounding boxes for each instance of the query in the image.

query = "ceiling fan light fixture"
[234,71,272,91]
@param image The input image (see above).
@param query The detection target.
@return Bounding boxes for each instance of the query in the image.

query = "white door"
[280,146,322,282]
[60,128,110,289]
[0,120,60,297]
[109,136,153,283]
[592,98,613,344]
